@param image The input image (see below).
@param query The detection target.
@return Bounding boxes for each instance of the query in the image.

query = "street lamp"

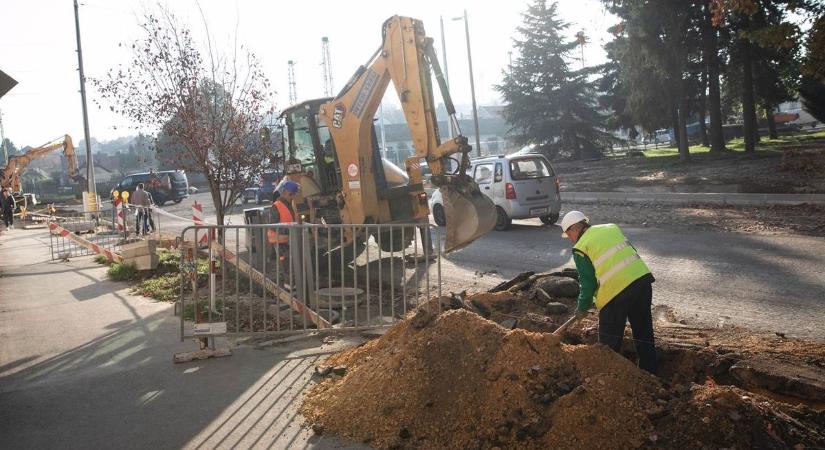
[452,10,482,157]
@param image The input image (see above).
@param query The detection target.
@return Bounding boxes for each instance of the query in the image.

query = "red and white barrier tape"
[48,222,123,263]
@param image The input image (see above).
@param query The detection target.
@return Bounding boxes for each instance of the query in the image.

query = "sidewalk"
[562,191,825,206]
[0,228,363,449]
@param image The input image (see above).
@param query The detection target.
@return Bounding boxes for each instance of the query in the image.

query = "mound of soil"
[301,304,825,449]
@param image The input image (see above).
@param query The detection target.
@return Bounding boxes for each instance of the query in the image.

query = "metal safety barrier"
[47,205,163,260]
[178,222,442,340]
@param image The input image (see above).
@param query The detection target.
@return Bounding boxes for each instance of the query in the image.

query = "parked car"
[429,154,561,231]
[111,170,189,206]
[244,170,283,204]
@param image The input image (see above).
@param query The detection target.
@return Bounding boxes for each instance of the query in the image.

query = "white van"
[429,154,561,230]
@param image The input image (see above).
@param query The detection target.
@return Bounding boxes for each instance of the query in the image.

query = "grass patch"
[130,250,217,302]
[643,129,825,158]
[108,262,138,281]
[94,255,113,266]
[136,274,181,302]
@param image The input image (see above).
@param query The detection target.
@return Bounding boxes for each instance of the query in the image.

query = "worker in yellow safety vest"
[558,210,657,374]
[267,181,299,279]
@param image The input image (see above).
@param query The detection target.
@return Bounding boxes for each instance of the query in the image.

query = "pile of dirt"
[301,305,825,449]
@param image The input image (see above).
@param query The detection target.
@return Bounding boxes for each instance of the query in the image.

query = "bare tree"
[93,7,275,227]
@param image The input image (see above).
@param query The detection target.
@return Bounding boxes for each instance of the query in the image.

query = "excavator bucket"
[441,184,497,253]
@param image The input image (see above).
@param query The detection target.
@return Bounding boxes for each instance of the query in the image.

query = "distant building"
[378,116,514,165]
[78,161,116,183]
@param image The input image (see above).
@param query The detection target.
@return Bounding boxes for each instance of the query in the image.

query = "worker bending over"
[559,210,657,375]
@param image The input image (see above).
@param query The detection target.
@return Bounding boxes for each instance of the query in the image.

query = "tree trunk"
[766,106,778,139]
[671,103,681,149]
[741,22,757,152]
[699,70,709,147]
[678,94,691,162]
[702,1,726,153]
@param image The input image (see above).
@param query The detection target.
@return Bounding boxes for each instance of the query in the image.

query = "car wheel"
[173,198,183,204]
[540,213,559,225]
[494,206,511,231]
[154,195,166,207]
[432,204,446,226]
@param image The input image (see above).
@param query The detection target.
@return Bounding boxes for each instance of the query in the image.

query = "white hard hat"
[560,210,588,237]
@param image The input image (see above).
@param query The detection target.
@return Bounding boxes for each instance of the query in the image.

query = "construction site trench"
[301,271,825,450]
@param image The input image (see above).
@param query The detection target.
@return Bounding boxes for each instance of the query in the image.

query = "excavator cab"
[276,16,496,253]
[278,99,426,249]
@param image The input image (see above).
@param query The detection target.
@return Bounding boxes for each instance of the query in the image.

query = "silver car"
[429,154,561,230]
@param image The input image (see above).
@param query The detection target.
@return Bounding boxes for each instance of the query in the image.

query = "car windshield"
[509,157,554,180]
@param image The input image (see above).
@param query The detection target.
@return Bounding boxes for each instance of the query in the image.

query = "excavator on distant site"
[0,134,86,211]
[276,15,496,254]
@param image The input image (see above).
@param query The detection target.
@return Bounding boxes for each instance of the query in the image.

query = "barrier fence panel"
[178,223,443,341]
[47,205,160,260]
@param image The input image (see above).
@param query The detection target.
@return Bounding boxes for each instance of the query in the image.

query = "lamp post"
[453,10,482,157]
[440,15,455,138]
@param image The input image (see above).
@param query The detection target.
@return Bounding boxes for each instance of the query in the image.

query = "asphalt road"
[156,192,825,341]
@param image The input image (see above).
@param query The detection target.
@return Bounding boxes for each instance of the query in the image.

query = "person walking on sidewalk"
[130,183,151,235]
[1,188,16,230]
[556,210,658,375]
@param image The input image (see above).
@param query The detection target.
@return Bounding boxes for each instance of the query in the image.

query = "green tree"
[496,0,615,160]
[799,16,825,123]
[1,138,19,158]
[602,0,703,162]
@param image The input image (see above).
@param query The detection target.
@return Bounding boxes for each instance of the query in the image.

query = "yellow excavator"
[277,16,496,254]
[0,134,86,212]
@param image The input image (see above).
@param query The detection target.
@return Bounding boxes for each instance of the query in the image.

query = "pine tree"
[496,0,614,160]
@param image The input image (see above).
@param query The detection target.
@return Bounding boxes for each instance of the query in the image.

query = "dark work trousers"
[598,277,657,375]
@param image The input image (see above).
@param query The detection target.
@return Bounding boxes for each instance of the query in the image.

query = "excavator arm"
[0,134,86,193]
[318,16,495,252]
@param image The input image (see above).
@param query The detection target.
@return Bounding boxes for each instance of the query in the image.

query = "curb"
[561,192,825,206]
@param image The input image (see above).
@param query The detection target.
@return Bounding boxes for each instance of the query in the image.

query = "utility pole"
[74,0,95,195]
[287,60,297,105]
[0,108,7,165]
[454,10,481,157]
[440,16,454,138]
[321,37,334,97]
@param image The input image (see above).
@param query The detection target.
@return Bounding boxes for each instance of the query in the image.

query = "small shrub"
[108,262,138,281]
[94,255,112,266]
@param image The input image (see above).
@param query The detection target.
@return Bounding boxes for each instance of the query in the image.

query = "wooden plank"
[209,240,331,329]
[173,347,232,364]
[488,271,535,293]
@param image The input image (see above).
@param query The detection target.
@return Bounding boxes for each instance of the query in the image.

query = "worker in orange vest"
[267,181,299,281]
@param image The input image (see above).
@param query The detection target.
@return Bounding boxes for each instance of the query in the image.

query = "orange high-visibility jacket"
[267,199,294,245]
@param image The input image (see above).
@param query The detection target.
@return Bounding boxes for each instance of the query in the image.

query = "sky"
[0,0,614,148]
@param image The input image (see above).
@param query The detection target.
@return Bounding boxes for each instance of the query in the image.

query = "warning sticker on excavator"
[347,163,359,178]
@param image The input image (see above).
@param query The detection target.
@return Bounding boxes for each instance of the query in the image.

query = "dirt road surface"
[152,193,825,341]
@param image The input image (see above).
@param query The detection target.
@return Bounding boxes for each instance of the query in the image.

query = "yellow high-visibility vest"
[573,224,652,309]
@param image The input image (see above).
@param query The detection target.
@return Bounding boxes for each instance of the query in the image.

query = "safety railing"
[178,222,442,340]
[47,205,163,261]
